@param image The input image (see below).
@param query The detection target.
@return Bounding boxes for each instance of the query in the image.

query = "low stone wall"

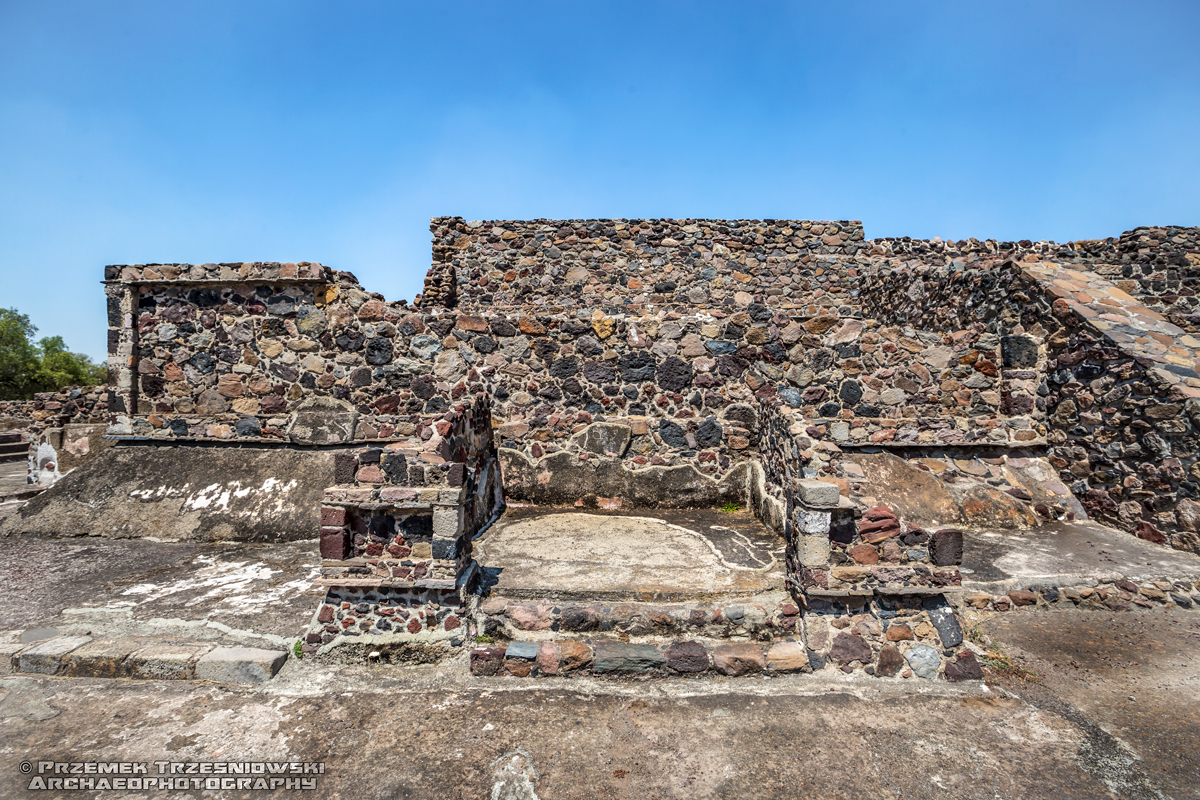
[306,395,504,654]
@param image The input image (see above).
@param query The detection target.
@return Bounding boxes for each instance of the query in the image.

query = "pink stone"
[356,465,384,483]
[508,603,553,631]
[536,642,559,676]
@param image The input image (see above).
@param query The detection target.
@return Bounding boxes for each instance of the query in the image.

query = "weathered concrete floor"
[963,521,1200,593]
[476,508,784,601]
[978,608,1200,800]
[2,607,1198,799]
[0,536,321,649]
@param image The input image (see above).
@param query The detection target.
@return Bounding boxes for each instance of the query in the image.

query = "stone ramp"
[474,507,784,602]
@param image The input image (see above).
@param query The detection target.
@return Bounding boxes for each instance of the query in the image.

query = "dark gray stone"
[1001,335,1039,367]
[928,605,964,648]
[694,418,723,448]
[592,642,665,673]
[365,337,394,365]
[235,418,261,437]
[657,356,693,392]
[658,421,688,449]
[549,357,578,379]
[838,381,863,405]
[582,361,616,384]
[618,352,656,382]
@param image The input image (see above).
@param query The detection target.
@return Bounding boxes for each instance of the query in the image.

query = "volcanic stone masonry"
[304,394,504,655]
[99,219,1200,561]
[66,219,1200,666]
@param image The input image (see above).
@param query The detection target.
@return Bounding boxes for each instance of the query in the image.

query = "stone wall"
[1087,227,1200,333]
[860,254,1200,554]
[0,386,108,431]
[98,223,1200,553]
[430,217,867,315]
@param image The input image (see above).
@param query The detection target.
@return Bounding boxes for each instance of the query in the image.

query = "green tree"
[0,308,106,400]
[0,308,39,400]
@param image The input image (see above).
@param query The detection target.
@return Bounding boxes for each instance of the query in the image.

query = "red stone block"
[319,528,349,560]
[470,647,506,676]
[320,506,347,527]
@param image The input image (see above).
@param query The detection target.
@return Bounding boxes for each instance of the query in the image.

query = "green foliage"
[475,634,495,644]
[292,639,304,659]
[719,502,741,513]
[0,308,106,400]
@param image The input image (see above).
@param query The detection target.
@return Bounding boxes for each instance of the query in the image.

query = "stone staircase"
[0,431,26,464]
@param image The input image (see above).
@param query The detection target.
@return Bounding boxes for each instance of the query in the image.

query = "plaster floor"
[962,520,1200,592]
[474,507,785,601]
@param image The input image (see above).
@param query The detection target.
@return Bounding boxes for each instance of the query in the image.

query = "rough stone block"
[19,636,91,675]
[930,529,964,566]
[470,647,506,676]
[1001,335,1039,367]
[904,644,941,679]
[765,641,810,673]
[712,643,765,676]
[504,641,540,661]
[320,528,349,560]
[0,642,24,675]
[795,534,831,567]
[592,642,665,673]
[665,640,710,673]
[944,651,983,681]
[1007,589,1039,606]
[536,642,559,676]
[572,422,633,457]
[795,479,840,508]
[558,641,593,672]
[195,647,288,683]
[927,605,964,648]
[875,645,905,677]
[320,506,347,527]
[828,632,872,665]
[794,509,832,536]
[128,644,211,680]
[433,506,463,539]
[60,638,142,678]
[379,487,420,503]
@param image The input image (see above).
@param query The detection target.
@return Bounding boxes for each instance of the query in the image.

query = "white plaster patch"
[110,556,319,610]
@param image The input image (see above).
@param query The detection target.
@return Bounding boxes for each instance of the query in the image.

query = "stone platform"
[962,520,1200,594]
[473,507,784,602]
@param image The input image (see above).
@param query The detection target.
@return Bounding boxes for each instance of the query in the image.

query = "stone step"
[468,635,984,682]
[0,441,27,462]
[478,594,801,643]
[0,634,288,683]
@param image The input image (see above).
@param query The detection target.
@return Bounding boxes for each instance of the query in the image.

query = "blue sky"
[2,1,1198,361]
